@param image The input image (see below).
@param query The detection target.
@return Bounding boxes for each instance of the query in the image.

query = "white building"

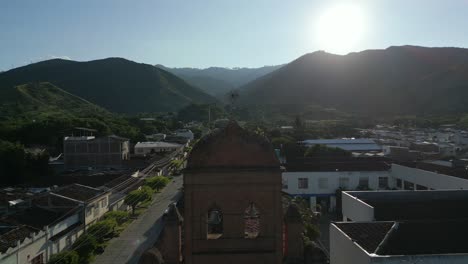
[330,220,468,264]
[0,184,110,264]
[331,190,468,264]
[134,141,183,156]
[174,129,194,141]
[282,159,391,211]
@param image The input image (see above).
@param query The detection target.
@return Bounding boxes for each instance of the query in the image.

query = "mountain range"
[155,64,283,97]
[0,58,217,113]
[239,46,468,116]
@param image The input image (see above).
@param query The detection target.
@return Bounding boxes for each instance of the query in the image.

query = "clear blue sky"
[1,0,467,70]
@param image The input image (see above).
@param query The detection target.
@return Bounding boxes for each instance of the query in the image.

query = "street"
[93,175,183,264]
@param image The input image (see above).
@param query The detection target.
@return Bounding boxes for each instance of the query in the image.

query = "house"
[0,199,82,264]
[301,139,382,153]
[51,184,110,226]
[282,158,391,212]
[64,135,129,170]
[134,142,183,156]
[145,133,166,141]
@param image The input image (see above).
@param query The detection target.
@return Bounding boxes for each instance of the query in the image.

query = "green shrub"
[125,186,153,214]
[103,211,130,225]
[87,219,118,242]
[74,234,98,263]
[48,250,79,264]
[145,176,170,191]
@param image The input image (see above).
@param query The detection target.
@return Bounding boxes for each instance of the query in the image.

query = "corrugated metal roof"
[302,138,376,144]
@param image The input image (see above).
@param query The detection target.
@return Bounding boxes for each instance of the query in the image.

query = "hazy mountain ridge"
[156,64,283,97]
[0,58,217,113]
[239,46,468,115]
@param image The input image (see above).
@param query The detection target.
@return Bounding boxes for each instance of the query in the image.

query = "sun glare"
[316,4,365,54]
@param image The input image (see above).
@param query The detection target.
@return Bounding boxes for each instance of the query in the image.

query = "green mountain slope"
[0,58,217,113]
[239,46,468,116]
[0,82,140,146]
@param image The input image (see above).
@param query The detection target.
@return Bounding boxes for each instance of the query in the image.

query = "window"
[358,177,369,189]
[416,184,428,190]
[298,178,309,189]
[404,181,414,190]
[338,177,349,189]
[86,207,92,217]
[318,178,328,189]
[282,178,288,189]
[396,178,402,189]
[66,236,72,247]
[31,253,44,264]
[378,177,388,189]
[207,206,223,239]
[244,203,260,239]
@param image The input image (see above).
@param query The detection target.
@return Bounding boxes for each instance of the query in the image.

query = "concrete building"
[331,190,468,264]
[52,184,110,226]
[301,139,382,153]
[341,189,468,222]
[282,158,391,212]
[64,135,129,170]
[134,142,183,156]
[390,162,468,191]
[174,129,194,141]
[330,220,468,264]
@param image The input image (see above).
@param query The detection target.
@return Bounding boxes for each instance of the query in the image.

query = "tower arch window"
[207,206,223,239]
[244,202,260,239]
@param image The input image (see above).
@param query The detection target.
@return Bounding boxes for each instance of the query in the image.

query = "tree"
[74,234,98,264]
[124,187,153,215]
[145,176,170,191]
[87,219,118,242]
[103,211,130,225]
[48,251,79,264]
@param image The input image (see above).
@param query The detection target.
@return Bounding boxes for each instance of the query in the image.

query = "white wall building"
[282,160,391,211]
[174,129,194,141]
[134,141,183,156]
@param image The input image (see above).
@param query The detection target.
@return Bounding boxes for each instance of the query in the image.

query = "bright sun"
[316,4,365,54]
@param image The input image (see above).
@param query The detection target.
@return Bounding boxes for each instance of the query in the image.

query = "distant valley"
[156,64,283,97]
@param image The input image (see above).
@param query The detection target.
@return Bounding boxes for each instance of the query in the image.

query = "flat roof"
[335,219,468,256]
[345,190,468,221]
[286,158,390,172]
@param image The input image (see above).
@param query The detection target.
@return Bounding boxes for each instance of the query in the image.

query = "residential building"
[282,158,391,212]
[145,133,166,141]
[134,142,183,156]
[64,135,129,170]
[51,184,110,226]
[0,197,82,264]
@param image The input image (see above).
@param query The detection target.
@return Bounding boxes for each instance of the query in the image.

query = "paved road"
[93,175,183,264]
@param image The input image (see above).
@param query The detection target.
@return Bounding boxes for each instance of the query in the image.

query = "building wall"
[341,192,374,221]
[390,164,468,190]
[184,170,283,264]
[329,224,371,264]
[85,195,109,225]
[64,137,129,170]
[371,255,468,263]
[282,171,391,210]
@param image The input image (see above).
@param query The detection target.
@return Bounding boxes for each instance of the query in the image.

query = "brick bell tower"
[183,122,283,264]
